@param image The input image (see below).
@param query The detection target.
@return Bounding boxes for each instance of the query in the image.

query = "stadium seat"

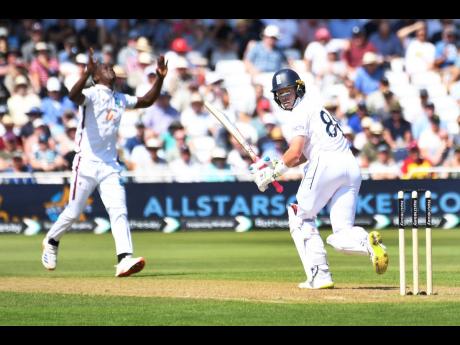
[215,60,247,76]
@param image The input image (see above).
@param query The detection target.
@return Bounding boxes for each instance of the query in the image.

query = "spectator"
[47,19,76,52]
[434,25,458,83]
[360,122,387,168]
[209,29,238,69]
[398,21,435,77]
[163,122,189,162]
[19,106,44,139]
[401,142,433,179]
[168,144,202,182]
[63,53,90,91]
[142,90,180,138]
[354,52,385,96]
[0,104,8,138]
[365,77,394,120]
[0,130,22,171]
[368,144,400,179]
[129,137,171,183]
[180,92,215,139]
[234,19,259,59]
[78,19,105,51]
[124,121,146,155]
[128,51,154,90]
[116,30,139,68]
[369,20,404,64]
[21,22,56,64]
[29,134,65,172]
[382,102,413,161]
[347,100,374,134]
[304,27,333,77]
[113,64,134,94]
[166,56,194,113]
[203,147,235,182]
[260,126,288,161]
[296,19,328,51]
[23,118,54,163]
[318,44,348,89]
[417,114,450,166]
[29,42,60,96]
[244,25,288,78]
[7,75,41,127]
[441,146,460,178]
[40,77,75,132]
[343,26,377,73]
[353,116,374,151]
[2,152,35,184]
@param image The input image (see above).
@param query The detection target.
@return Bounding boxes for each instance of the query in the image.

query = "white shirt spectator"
[404,39,435,76]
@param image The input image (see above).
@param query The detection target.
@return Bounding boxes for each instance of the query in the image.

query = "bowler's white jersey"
[288,94,349,161]
[75,84,138,162]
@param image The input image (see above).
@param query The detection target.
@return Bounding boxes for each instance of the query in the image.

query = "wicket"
[398,190,433,296]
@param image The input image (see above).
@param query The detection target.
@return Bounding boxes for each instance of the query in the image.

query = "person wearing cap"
[382,101,413,161]
[252,67,389,290]
[398,21,435,77]
[368,20,404,64]
[112,64,134,95]
[40,48,168,277]
[21,22,57,64]
[29,41,60,96]
[343,26,377,73]
[124,120,146,155]
[401,141,433,179]
[41,77,76,130]
[2,150,35,184]
[368,143,400,180]
[168,143,202,183]
[244,24,289,77]
[353,52,385,96]
[203,146,235,182]
[7,74,41,127]
[360,121,389,167]
[180,92,215,139]
[19,106,44,139]
[304,27,334,76]
[126,50,155,89]
[353,116,374,151]
[129,136,172,183]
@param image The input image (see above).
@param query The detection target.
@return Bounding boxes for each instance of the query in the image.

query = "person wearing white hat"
[354,52,384,96]
[7,75,41,127]
[41,48,169,277]
[203,146,235,182]
[244,24,289,78]
[40,77,75,130]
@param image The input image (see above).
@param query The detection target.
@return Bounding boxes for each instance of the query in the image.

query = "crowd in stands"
[1,19,460,184]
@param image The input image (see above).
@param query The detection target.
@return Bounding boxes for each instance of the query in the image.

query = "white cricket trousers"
[296,150,369,256]
[46,154,133,255]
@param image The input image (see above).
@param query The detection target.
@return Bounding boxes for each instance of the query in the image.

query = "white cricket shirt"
[75,84,138,162]
[288,94,350,161]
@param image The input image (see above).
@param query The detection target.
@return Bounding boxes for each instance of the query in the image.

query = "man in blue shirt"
[354,52,385,96]
[244,25,288,77]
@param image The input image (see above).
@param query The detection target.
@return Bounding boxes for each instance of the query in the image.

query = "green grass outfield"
[0,229,459,325]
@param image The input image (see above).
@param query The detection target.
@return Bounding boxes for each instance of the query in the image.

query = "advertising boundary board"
[0,179,459,234]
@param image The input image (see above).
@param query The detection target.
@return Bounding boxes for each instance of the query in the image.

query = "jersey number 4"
[320,110,343,138]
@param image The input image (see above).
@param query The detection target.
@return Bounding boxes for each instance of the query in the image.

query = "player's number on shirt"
[320,110,343,138]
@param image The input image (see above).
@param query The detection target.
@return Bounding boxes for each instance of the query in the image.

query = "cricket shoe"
[298,266,334,289]
[115,257,145,277]
[368,231,388,274]
[41,237,58,270]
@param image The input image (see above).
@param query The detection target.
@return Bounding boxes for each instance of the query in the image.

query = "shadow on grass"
[348,286,398,290]
[130,272,197,278]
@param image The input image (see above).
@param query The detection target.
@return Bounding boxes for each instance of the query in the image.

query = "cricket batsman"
[251,68,389,289]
